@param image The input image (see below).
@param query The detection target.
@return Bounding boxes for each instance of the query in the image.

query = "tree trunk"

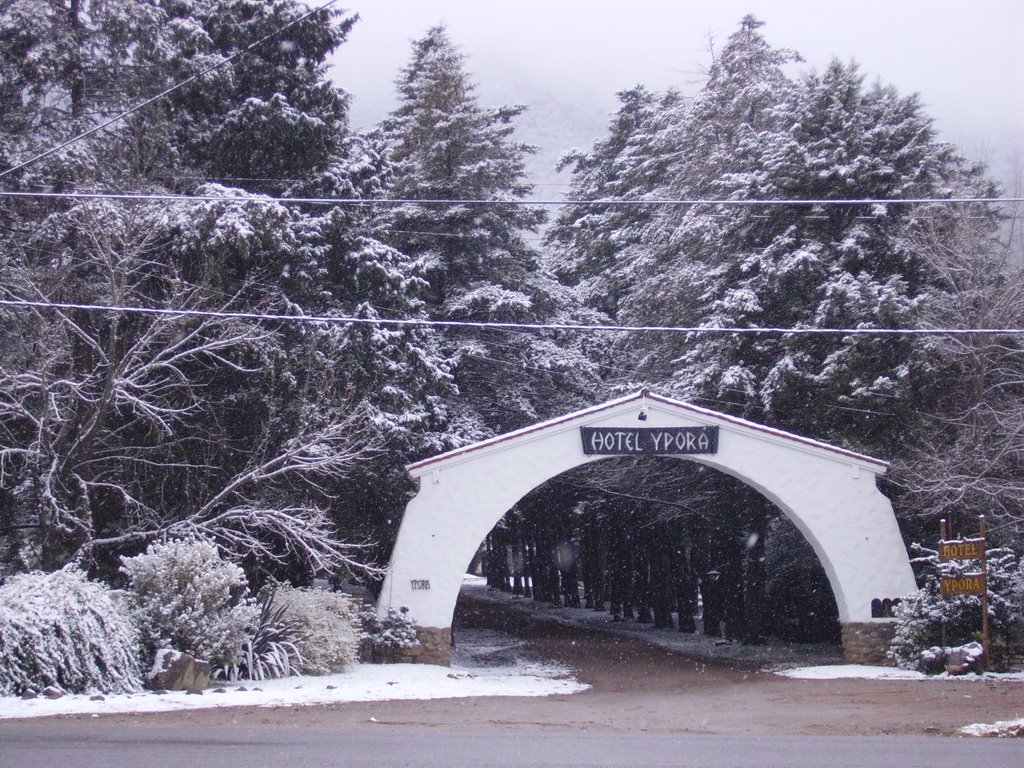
[675,537,698,633]
[721,541,745,643]
[511,540,524,596]
[652,526,676,629]
[742,514,767,646]
[522,538,534,598]
[531,524,559,604]
[485,531,506,590]
[608,512,629,620]
[561,538,581,608]
[581,514,599,609]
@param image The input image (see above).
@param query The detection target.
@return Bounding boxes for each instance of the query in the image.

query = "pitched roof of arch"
[406,390,889,477]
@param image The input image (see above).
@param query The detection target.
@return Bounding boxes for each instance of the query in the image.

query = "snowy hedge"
[890,544,1023,671]
[121,538,257,668]
[273,584,361,674]
[0,570,143,696]
[359,605,420,661]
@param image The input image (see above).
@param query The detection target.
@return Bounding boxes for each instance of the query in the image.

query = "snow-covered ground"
[0,623,586,721]
[777,664,1024,681]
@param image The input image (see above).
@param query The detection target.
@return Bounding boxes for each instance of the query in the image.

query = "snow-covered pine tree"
[618,15,801,400]
[558,18,998,644]
[622,29,971,457]
[382,25,543,308]
[156,0,355,192]
[546,86,684,319]
[0,0,174,188]
[743,60,959,448]
[524,20,802,644]
[380,25,599,441]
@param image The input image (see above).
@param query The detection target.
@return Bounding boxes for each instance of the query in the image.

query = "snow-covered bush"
[121,538,257,668]
[0,570,143,696]
[216,591,306,682]
[359,605,420,661]
[890,544,1023,671]
[273,584,360,674]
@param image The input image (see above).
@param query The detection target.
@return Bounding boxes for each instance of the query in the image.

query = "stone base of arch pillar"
[413,626,452,666]
[841,621,897,665]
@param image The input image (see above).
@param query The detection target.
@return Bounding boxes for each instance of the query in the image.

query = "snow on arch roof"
[406,390,889,477]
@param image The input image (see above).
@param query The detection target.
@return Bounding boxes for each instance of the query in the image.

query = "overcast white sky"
[330,0,1024,186]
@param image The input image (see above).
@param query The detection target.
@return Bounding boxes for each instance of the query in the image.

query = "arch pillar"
[378,392,917,665]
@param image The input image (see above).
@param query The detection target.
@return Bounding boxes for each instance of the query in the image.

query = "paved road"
[2,723,1021,768]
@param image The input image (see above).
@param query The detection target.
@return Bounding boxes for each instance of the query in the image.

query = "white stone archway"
[378,391,917,664]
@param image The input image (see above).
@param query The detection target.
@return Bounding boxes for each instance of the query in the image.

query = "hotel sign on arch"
[580,426,719,456]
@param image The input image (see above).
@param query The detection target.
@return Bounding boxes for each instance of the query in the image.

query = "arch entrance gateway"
[378,391,917,665]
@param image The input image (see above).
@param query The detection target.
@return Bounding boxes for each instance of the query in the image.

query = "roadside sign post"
[938,516,989,671]
[980,516,989,671]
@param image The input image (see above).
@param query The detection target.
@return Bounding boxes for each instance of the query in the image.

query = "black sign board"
[581,426,719,456]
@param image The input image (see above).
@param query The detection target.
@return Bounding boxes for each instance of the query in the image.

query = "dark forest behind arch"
[479,455,839,645]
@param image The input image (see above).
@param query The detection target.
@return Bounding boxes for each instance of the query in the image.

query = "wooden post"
[979,515,990,672]
[940,518,947,650]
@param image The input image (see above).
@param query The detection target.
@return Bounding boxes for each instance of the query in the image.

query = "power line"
[3,297,1024,337]
[0,0,342,182]
[0,190,1020,208]
[983,517,1024,536]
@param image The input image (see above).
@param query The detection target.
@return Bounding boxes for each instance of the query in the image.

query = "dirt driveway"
[442,594,1023,736]
[38,591,1017,737]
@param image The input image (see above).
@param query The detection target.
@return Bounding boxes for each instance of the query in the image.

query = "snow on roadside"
[0,654,587,721]
[775,664,1024,681]
[959,718,1024,737]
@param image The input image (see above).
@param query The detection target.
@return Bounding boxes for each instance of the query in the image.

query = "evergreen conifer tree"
[622,23,966,455]
[546,86,683,319]
[381,25,597,440]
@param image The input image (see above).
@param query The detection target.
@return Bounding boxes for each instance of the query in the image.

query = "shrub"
[359,605,420,661]
[890,544,1023,671]
[273,584,361,674]
[216,591,306,681]
[121,538,257,667]
[0,570,143,696]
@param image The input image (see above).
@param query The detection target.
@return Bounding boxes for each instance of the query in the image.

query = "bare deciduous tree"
[893,197,1024,539]
[0,202,380,575]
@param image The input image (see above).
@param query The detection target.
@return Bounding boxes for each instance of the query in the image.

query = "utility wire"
[0,190,1019,207]
[3,297,1024,337]
[0,0,342,182]
[982,517,1024,536]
